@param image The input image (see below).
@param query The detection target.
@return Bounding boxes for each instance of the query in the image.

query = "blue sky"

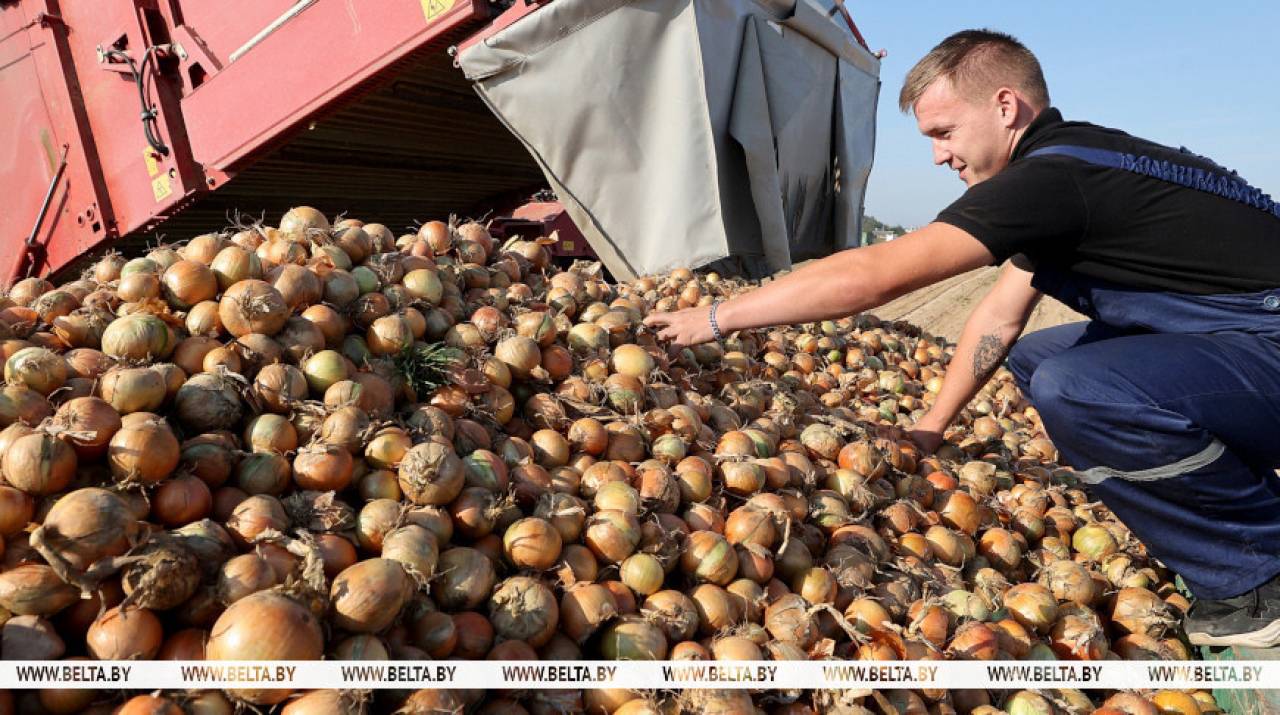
[852,2,1280,228]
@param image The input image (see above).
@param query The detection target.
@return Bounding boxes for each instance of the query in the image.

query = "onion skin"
[329,558,414,633]
[206,591,324,704]
[3,432,76,496]
[435,547,497,611]
[86,605,163,660]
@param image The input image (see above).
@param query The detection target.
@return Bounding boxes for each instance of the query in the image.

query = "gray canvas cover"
[458,0,880,281]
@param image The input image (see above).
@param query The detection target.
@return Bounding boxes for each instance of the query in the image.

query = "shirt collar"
[1011,107,1064,160]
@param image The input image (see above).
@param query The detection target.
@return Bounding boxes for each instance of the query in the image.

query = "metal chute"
[458,0,881,280]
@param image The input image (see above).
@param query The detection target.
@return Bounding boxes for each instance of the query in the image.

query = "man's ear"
[994,87,1020,128]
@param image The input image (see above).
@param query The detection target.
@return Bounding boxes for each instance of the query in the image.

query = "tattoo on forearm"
[972,332,1006,381]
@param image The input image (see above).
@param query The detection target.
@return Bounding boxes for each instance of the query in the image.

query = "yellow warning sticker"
[143,147,160,177]
[151,174,172,201]
[421,0,456,21]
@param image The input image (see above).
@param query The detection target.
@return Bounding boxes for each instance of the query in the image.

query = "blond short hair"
[899,29,1050,114]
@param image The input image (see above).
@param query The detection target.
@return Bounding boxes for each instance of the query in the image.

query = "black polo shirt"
[935,108,1280,294]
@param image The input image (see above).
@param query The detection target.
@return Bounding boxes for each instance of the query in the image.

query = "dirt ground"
[865,266,1086,344]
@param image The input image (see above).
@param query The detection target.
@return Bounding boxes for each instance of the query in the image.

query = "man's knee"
[1006,340,1038,395]
[1026,353,1082,424]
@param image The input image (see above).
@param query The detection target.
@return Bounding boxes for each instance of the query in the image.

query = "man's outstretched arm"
[907,255,1041,452]
[643,222,995,346]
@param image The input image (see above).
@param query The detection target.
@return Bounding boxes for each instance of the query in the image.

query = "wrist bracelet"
[708,301,725,342]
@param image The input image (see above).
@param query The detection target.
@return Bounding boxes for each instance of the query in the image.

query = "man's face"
[914,78,1013,187]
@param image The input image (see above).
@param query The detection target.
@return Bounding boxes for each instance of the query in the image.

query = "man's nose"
[932,142,952,166]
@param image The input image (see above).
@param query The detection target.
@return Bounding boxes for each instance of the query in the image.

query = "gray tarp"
[457,0,880,281]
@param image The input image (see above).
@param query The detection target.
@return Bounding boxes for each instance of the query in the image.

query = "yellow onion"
[102,313,176,361]
[303,350,349,394]
[4,347,66,395]
[108,416,180,484]
[219,280,289,337]
[435,547,496,611]
[100,367,167,414]
[161,260,218,308]
[3,431,76,496]
[329,558,413,633]
[503,517,563,570]
[206,591,323,705]
[490,576,559,647]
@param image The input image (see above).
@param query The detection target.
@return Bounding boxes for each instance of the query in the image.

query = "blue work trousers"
[1005,268,1280,599]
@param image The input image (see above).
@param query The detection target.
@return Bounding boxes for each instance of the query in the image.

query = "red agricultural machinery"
[1,0,879,283]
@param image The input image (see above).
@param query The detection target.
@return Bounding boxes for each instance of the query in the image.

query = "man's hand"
[905,427,945,455]
[642,305,715,347]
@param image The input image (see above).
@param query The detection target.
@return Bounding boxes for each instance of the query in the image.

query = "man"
[644,29,1280,647]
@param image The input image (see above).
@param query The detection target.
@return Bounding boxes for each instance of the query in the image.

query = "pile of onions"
[0,206,1215,715]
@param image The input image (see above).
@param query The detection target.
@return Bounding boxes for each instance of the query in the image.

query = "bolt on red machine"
[1,0,878,283]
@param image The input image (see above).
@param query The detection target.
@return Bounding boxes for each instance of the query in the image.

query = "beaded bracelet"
[708,301,725,342]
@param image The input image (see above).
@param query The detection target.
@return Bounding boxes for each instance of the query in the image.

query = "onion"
[210,245,262,289]
[1042,559,1098,606]
[180,437,236,488]
[765,593,818,647]
[1046,610,1110,660]
[234,333,284,376]
[303,350,349,394]
[503,517,563,570]
[86,605,163,659]
[162,260,218,308]
[174,336,220,375]
[0,564,79,616]
[236,452,292,495]
[560,583,618,643]
[0,383,52,426]
[276,316,326,363]
[207,591,323,705]
[219,280,289,337]
[4,347,65,395]
[244,413,299,454]
[292,443,354,491]
[100,367,167,414]
[495,336,542,379]
[3,431,76,495]
[270,263,323,309]
[403,268,444,304]
[490,576,560,647]
[52,396,120,460]
[102,313,176,360]
[612,554,664,598]
[118,272,160,302]
[253,363,309,413]
[105,416,179,485]
[380,524,438,580]
[1109,587,1177,638]
[224,494,288,548]
[398,441,465,506]
[600,616,668,660]
[611,344,655,379]
[1003,582,1059,633]
[435,547,496,610]
[947,621,999,660]
[329,558,413,632]
[171,370,243,434]
[152,474,212,526]
[681,530,738,585]
[585,509,642,564]
[1072,524,1120,561]
[2,614,64,660]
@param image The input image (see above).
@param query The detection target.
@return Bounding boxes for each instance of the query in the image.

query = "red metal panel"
[179,0,488,171]
[52,0,202,244]
[0,2,116,280]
